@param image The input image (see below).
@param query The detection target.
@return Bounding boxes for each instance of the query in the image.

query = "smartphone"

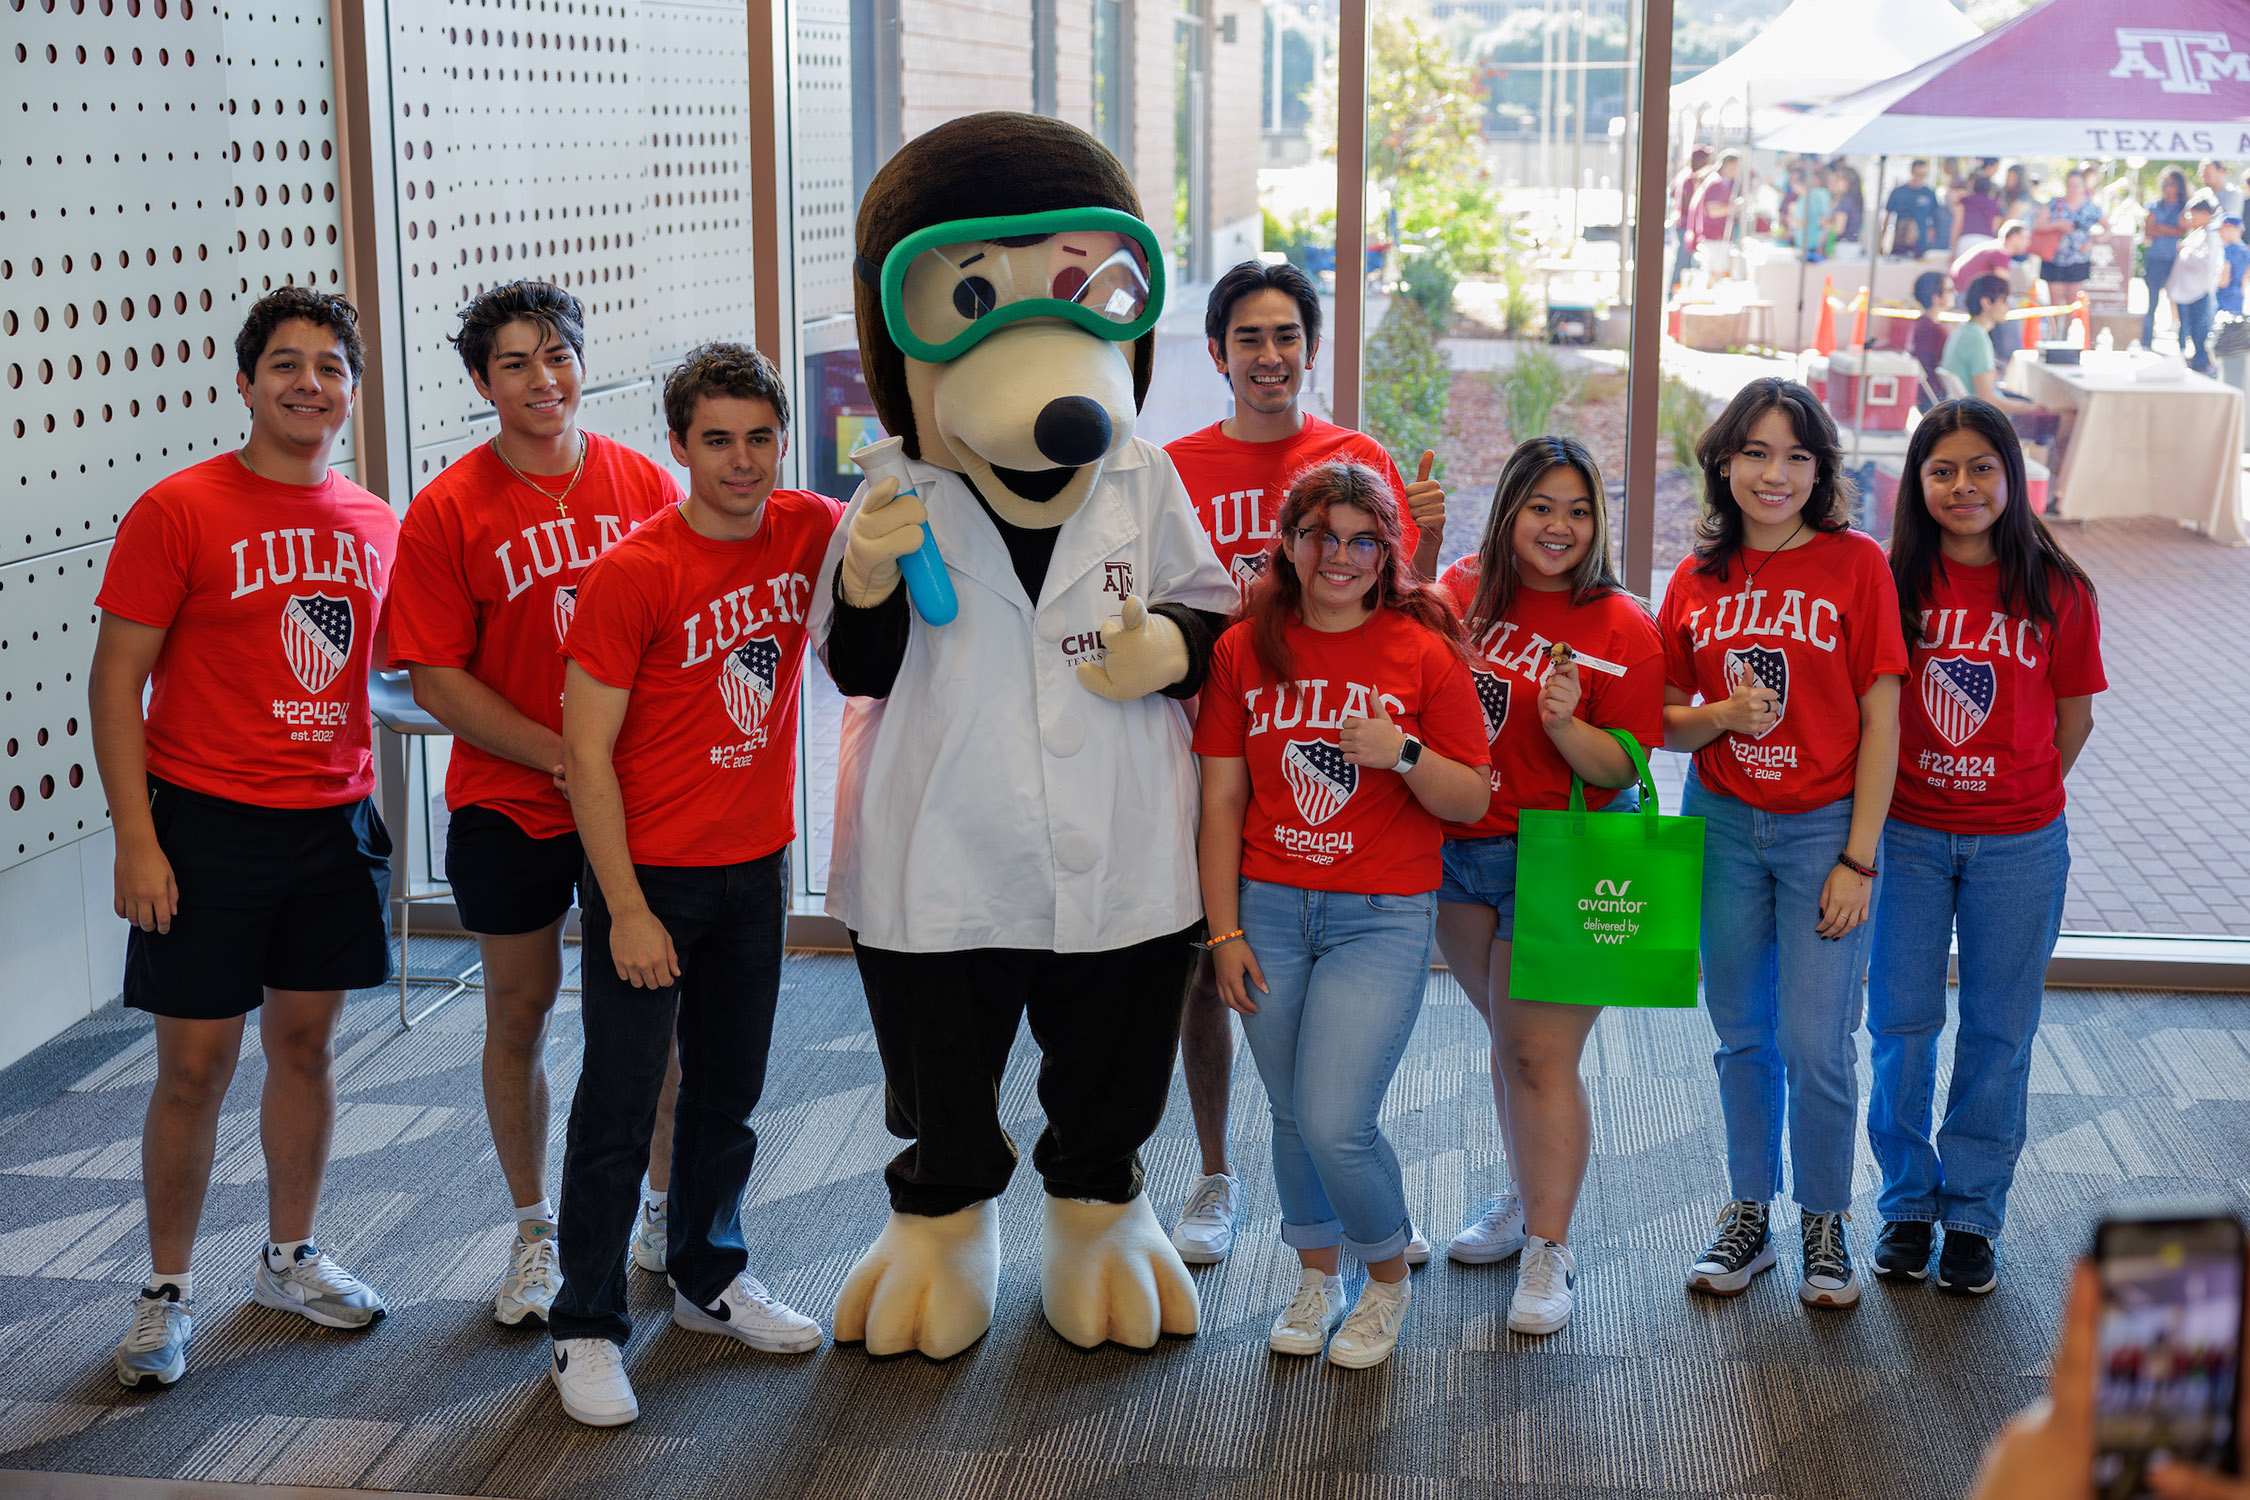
[2092,1206,2246,1500]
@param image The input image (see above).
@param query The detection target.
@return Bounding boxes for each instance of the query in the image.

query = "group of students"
[88,259,2102,1414]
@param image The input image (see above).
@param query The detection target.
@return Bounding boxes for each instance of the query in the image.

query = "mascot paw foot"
[833,1202,999,1360]
[1040,1194,1201,1349]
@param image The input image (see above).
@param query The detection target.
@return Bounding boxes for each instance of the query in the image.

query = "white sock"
[514,1198,555,1225]
[145,1271,191,1299]
[265,1238,313,1273]
[1322,1273,1344,1292]
[642,1185,668,1209]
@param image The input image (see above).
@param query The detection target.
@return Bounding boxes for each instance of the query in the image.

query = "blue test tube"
[849,436,957,627]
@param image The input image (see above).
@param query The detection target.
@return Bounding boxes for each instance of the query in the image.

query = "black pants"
[550,849,787,1347]
[849,925,1199,1218]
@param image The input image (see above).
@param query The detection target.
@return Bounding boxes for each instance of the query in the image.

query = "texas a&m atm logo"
[1102,561,1134,598]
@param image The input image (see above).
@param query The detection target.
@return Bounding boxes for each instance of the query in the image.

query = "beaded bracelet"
[1198,928,1246,951]
[1836,853,1878,879]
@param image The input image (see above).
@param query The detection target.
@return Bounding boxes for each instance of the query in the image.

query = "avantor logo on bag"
[1580,878,1648,914]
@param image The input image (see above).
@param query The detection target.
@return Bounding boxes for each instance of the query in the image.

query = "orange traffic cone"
[1849,286,1870,352]
[1811,276,1837,356]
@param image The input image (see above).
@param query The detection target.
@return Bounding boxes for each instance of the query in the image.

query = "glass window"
[1093,0,1128,156]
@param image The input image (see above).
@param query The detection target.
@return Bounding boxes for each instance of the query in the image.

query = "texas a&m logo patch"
[1102,560,1134,598]
[1723,646,1788,739]
[1283,738,1357,826]
[280,593,353,695]
[718,637,780,738]
[1921,655,1996,747]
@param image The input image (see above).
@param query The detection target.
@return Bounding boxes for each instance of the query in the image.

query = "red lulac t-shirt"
[1658,528,1909,814]
[389,433,677,839]
[1194,611,1489,894]
[97,454,399,807]
[1438,559,1665,837]
[1165,415,1422,598]
[1892,560,2105,835]
[563,492,843,867]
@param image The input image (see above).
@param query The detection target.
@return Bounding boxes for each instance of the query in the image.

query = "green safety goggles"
[863,208,1165,364]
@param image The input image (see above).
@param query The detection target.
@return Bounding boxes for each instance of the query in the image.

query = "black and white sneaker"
[1798,1210,1859,1308]
[1936,1230,1998,1296]
[1872,1220,1934,1282]
[1688,1199,1776,1296]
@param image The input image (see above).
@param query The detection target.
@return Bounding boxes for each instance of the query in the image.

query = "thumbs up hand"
[1404,450,1446,534]
[1075,596,1189,702]
[1338,690,1408,768]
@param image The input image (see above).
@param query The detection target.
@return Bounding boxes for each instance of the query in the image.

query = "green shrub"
[1492,342,1585,444]
[1498,244,1542,338]
[1363,301,1451,474]
[1398,246,1459,329]
[1657,372,1711,473]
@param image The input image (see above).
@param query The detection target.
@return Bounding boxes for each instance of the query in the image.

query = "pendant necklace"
[492,432,587,516]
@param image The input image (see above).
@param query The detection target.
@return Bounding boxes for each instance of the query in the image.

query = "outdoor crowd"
[1677,148,2250,376]
[86,258,2238,1498]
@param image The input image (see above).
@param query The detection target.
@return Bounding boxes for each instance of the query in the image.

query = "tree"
[1310,8,1487,199]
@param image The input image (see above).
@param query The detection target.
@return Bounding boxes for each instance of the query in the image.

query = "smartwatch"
[1391,735,1423,774]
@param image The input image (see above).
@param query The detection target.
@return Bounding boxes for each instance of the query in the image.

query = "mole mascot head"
[826,111,1208,1362]
[852,110,1162,530]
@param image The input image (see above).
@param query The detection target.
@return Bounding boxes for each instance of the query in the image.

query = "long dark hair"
[1691,377,1854,579]
[2159,166,2189,205]
[1464,436,1628,631]
[1241,460,1468,683]
[1889,397,2094,647]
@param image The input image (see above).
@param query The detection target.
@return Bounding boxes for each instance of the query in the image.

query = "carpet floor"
[0,941,2243,1499]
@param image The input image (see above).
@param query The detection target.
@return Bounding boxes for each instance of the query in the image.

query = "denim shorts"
[1437,786,1640,941]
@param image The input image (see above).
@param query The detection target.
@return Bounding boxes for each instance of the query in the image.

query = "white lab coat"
[811,437,1237,954]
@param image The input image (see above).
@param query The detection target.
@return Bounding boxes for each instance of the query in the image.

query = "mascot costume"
[807,111,1238,1358]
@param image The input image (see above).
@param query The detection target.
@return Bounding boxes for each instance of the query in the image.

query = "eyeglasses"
[1289,526,1386,567]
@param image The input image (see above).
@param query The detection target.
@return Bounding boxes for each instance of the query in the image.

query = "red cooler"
[1825,349,1921,431]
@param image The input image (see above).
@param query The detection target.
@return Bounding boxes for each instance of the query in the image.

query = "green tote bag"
[1506,729,1705,1009]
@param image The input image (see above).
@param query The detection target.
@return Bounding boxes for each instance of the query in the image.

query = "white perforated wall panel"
[2,0,349,873]
[791,0,851,322]
[386,0,751,487]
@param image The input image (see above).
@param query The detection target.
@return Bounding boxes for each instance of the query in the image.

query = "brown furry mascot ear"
[853,112,1157,461]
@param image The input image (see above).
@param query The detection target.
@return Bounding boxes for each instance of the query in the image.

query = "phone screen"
[2094,1214,2245,1500]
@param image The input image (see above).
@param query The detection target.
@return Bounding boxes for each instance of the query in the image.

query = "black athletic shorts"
[2040,260,2093,285]
[123,776,394,1021]
[444,803,582,935]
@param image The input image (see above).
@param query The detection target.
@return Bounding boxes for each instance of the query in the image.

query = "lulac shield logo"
[280,593,353,694]
[1921,655,1996,747]
[1470,669,1510,743]
[1722,645,1788,739]
[719,636,781,738]
[1230,552,1268,595]
[552,583,578,645]
[1283,738,1357,826]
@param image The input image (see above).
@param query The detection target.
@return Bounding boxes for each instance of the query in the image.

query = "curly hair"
[234,286,364,385]
[1238,460,1467,684]
[661,342,791,438]
[450,280,586,383]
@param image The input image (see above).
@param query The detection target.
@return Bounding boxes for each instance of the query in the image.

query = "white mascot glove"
[1075,596,1188,702]
[839,476,930,608]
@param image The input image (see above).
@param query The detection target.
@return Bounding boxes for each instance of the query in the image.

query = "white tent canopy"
[1671,0,1981,133]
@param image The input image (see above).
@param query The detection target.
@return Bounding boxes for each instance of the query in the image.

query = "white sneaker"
[1266,1267,1347,1356]
[631,1199,667,1274]
[114,1285,192,1388]
[1171,1173,1241,1265]
[1402,1223,1432,1266]
[494,1223,561,1327]
[251,1245,386,1329]
[551,1337,637,1426]
[1327,1276,1411,1369]
[1507,1235,1576,1335]
[672,1272,823,1354]
[1448,1191,1528,1264]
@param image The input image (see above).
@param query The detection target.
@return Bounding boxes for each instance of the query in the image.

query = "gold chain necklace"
[491,432,587,517]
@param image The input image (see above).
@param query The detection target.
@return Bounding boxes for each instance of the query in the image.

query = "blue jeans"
[2179,293,2215,371]
[551,850,787,1346]
[2143,258,2176,347]
[1866,814,2068,1238]
[1683,767,1878,1215]
[1236,877,1434,1263]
